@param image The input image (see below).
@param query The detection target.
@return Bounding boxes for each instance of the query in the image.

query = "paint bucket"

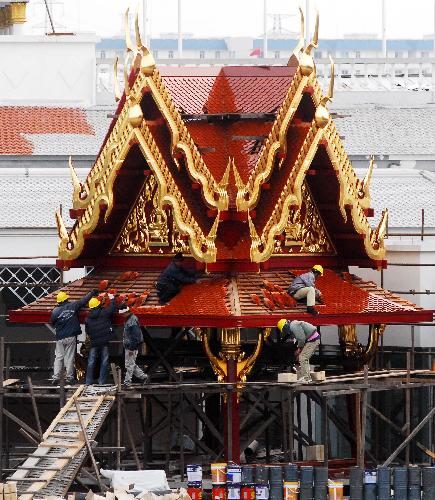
[212,463,228,485]
[240,486,255,500]
[227,464,242,485]
[187,484,203,500]
[328,481,343,500]
[283,482,299,500]
[227,485,241,500]
[255,484,269,500]
[187,465,203,483]
[212,486,227,500]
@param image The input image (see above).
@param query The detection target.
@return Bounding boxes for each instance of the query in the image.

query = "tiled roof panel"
[0,168,88,228]
[161,66,296,114]
[12,268,430,327]
[0,107,112,156]
[334,107,435,156]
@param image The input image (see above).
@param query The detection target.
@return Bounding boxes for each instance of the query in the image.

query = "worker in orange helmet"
[277,319,320,383]
[287,265,324,315]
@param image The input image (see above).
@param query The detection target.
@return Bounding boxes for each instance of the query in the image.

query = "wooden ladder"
[8,385,115,500]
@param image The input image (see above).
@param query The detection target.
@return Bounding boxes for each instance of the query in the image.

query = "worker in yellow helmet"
[50,288,98,385]
[85,293,117,385]
[277,319,320,383]
[287,265,324,315]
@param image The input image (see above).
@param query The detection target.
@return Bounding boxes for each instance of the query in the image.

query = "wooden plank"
[3,379,20,387]
[39,441,84,448]
[42,386,84,440]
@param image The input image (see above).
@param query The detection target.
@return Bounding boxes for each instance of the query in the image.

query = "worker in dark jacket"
[288,265,324,315]
[119,305,148,387]
[156,252,197,304]
[277,319,320,383]
[50,289,97,384]
[85,294,117,385]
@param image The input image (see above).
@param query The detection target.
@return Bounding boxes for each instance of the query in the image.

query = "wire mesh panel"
[0,265,61,305]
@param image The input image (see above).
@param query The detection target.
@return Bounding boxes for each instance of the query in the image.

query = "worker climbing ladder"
[7,385,115,499]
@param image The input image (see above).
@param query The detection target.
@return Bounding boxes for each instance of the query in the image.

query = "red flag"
[249,47,262,57]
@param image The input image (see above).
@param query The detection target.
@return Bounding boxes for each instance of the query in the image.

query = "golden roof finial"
[69,156,88,208]
[360,155,375,199]
[248,211,260,242]
[55,210,69,241]
[113,56,122,102]
[124,51,132,97]
[292,7,305,58]
[315,55,334,128]
[124,8,135,53]
[299,9,319,75]
[218,158,231,189]
[134,8,144,51]
[207,210,221,240]
[232,158,245,191]
[373,209,388,249]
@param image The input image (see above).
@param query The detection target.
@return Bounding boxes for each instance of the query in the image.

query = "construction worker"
[156,252,197,304]
[288,264,324,315]
[85,294,117,385]
[50,289,98,385]
[118,305,148,387]
[277,319,320,383]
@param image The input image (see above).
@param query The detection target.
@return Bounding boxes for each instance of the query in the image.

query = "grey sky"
[28,0,435,39]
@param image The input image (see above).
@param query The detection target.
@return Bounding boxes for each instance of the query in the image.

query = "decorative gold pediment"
[273,182,335,255]
[112,173,191,256]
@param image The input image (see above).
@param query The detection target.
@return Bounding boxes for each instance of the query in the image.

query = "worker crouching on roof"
[156,252,197,304]
[277,319,321,383]
[50,289,98,385]
[85,294,117,385]
[119,305,149,387]
[288,265,324,315]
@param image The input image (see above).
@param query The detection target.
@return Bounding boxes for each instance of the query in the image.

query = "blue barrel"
[269,465,283,484]
[408,466,421,500]
[364,470,377,500]
[349,467,364,500]
[300,466,314,485]
[313,467,328,500]
[299,487,314,500]
[255,484,269,500]
[394,467,408,500]
[283,464,298,482]
[377,466,391,500]
[268,484,283,500]
[241,465,255,485]
[422,467,435,486]
[255,466,269,485]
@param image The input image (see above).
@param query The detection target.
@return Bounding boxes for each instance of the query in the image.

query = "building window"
[100,50,106,59]
[341,51,349,58]
[215,51,221,59]
[229,51,236,58]
[200,50,205,59]
[355,51,361,58]
[274,51,280,59]
[394,51,403,58]
[153,50,159,59]
[168,51,174,59]
[421,51,429,58]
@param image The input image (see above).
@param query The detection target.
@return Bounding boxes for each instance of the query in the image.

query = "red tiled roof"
[10,269,433,327]
[0,107,94,155]
[161,66,296,114]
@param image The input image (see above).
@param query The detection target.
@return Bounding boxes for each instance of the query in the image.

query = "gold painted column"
[338,324,385,370]
[9,1,28,35]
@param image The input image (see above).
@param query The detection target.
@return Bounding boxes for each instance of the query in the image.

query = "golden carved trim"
[338,324,385,364]
[322,121,386,260]
[147,70,229,211]
[135,124,220,263]
[234,68,308,211]
[273,181,335,255]
[112,173,170,254]
[200,328,265,383]
[249,122,325,262]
